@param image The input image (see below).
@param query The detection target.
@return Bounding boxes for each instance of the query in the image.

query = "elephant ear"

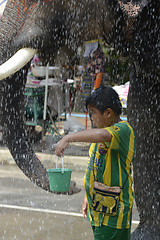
[0,65,50,191]
[118,0,150,17]
[117,0,149,42]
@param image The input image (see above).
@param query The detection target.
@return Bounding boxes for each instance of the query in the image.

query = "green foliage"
[102,47,131,86]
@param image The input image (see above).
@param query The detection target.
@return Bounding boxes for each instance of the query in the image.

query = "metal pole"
[41,63,49,146]
[43,63,49,121]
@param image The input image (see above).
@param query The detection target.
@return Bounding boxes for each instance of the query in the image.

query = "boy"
[55,86,135,240]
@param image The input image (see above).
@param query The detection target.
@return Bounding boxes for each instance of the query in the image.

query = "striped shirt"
[84,121,135,229]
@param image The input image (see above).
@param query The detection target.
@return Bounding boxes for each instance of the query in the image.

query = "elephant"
[0,0,159,239]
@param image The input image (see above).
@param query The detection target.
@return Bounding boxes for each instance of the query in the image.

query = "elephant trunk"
[0,66,50,191]
[0,0,51,191]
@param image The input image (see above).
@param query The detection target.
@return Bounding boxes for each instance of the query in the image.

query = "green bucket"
[47,168,72,192]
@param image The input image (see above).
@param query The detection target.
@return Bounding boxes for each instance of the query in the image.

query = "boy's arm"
[55,129,112,156]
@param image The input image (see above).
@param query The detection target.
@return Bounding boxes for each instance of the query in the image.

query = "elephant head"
[0,0,159,239]
[0,0,117,191]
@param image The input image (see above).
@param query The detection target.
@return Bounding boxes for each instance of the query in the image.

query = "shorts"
[92,225,131,240]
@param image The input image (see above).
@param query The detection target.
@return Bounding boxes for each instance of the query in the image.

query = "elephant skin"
[0,0,159,239]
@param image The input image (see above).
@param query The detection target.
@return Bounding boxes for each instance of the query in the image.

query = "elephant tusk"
[0,48,37,80]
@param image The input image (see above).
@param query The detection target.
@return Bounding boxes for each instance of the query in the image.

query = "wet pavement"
[0,150,140,240]
[0,163,92,240]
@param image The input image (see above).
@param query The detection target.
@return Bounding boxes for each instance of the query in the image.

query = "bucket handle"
[56,156,64,174]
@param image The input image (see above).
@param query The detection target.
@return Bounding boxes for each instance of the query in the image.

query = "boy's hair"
[86,86,122,115]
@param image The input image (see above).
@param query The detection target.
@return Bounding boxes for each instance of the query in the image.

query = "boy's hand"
[82,195,88,218]
[55,136,69,157]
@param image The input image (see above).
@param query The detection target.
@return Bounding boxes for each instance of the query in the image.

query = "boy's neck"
[108,115,121,127]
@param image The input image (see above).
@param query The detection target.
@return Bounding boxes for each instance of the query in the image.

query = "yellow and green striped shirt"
[84,121,135,229]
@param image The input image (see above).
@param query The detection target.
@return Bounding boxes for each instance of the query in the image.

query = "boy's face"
[88,105,110,128]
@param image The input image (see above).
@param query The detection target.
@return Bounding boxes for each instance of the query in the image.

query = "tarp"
[113,81,130,108]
